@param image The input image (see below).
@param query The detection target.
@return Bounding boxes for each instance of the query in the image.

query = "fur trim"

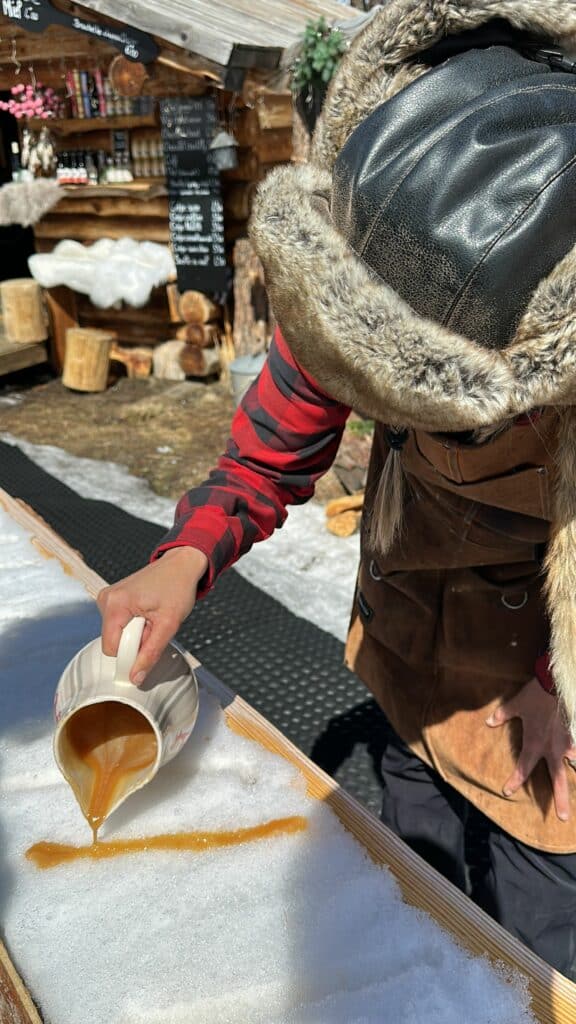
[314,0,576,169]
[545,408,576,739]
[250,164,576,431]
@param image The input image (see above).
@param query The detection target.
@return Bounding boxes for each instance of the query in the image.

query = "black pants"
[380,726,576,980]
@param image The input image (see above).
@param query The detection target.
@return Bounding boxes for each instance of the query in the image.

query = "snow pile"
[0,501,537,1024]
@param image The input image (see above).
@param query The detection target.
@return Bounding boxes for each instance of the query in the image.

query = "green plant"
[291,17,346,95]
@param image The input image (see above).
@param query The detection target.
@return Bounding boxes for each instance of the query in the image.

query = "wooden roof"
[77,0,362,69]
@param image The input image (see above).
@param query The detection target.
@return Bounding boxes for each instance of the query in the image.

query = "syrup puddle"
[26,816,308,869]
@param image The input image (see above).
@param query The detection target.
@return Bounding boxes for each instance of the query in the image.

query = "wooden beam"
[0,938,43,1024]
[54,196,169,219]
[45,285,78,373]
[0,339,47,377]
[34,217,170,243]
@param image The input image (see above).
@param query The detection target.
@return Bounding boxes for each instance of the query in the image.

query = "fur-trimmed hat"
[250,0,576,738]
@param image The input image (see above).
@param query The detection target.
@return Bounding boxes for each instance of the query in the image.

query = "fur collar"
[249,0,576,739]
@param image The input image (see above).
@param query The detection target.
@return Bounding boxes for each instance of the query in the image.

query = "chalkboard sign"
[160,98,229,298]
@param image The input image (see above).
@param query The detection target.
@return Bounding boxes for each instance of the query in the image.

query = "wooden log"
[326,493,365,518]
[326,509,362,537]
[34,217,170,244]
[179,344,220,378]
[166,283,181,323]
[255,89,293,131]
[108,54,149,96]
[175,322,220,347]
[76,304,171,329]
[254,129,293,165]
[54,196,169,219]
[0,27,106,66]
[223,183,257,222]
[62,327,115,392]
[0,338,47,377]
[233,109,260,147]
[0,279,48,343]
[79,321,173,345]
[152,339,186,381]
[221,147,260,183]
[178,290,221,324]
[45,285,78,372]
[110,342,154,378]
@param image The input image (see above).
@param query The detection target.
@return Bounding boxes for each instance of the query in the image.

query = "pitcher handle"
[114,616,146,685]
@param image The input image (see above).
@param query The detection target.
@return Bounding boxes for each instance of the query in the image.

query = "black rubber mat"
[0,439,389,814]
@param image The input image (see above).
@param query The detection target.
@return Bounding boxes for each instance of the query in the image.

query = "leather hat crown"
[333,40,576,350]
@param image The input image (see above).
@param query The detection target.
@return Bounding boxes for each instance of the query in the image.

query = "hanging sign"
[1,0,159,63]
[160,97,230,298]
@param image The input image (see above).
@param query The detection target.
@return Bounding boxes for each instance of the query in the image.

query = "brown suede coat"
[346,413,576,852]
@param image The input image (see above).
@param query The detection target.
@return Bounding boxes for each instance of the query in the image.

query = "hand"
[486,676,576,821]
[96,546,208,685]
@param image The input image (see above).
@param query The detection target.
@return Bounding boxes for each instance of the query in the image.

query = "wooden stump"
[0,278,48,344]
[62,327,115,392]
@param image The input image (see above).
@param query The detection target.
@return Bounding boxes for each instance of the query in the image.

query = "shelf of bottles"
[13,65,167,187]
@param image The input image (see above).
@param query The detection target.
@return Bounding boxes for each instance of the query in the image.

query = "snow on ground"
[0,504,536,1024]
[1,433,359,642]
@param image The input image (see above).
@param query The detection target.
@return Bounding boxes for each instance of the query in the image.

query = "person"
[98,0,576,978]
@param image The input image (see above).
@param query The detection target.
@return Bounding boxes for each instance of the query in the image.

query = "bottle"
[10,141,22,182]
[86,152,99,186]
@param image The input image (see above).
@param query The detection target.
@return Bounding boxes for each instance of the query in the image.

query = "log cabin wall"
[0,1,292,369]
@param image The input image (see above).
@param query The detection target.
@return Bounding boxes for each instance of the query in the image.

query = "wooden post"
[232,239,273,356]
[62,327,115,392]
[0,279,48,344]
[45,285,78,373]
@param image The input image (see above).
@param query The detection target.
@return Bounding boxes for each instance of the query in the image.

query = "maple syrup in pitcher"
[59,702,158,843]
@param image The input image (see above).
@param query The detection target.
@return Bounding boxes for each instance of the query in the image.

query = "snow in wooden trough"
[0,501,536,1023]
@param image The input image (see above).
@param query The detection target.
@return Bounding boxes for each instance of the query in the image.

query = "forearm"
[152,330,350,595]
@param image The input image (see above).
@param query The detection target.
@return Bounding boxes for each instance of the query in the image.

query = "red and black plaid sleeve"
[152,329,350,596]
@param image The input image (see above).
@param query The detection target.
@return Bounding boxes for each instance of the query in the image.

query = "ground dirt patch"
[0,367,365,503]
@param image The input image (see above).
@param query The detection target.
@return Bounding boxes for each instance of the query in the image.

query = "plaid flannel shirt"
[152,329,350,597]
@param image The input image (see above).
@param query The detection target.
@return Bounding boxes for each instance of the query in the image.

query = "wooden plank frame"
[1,486,576,1024]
